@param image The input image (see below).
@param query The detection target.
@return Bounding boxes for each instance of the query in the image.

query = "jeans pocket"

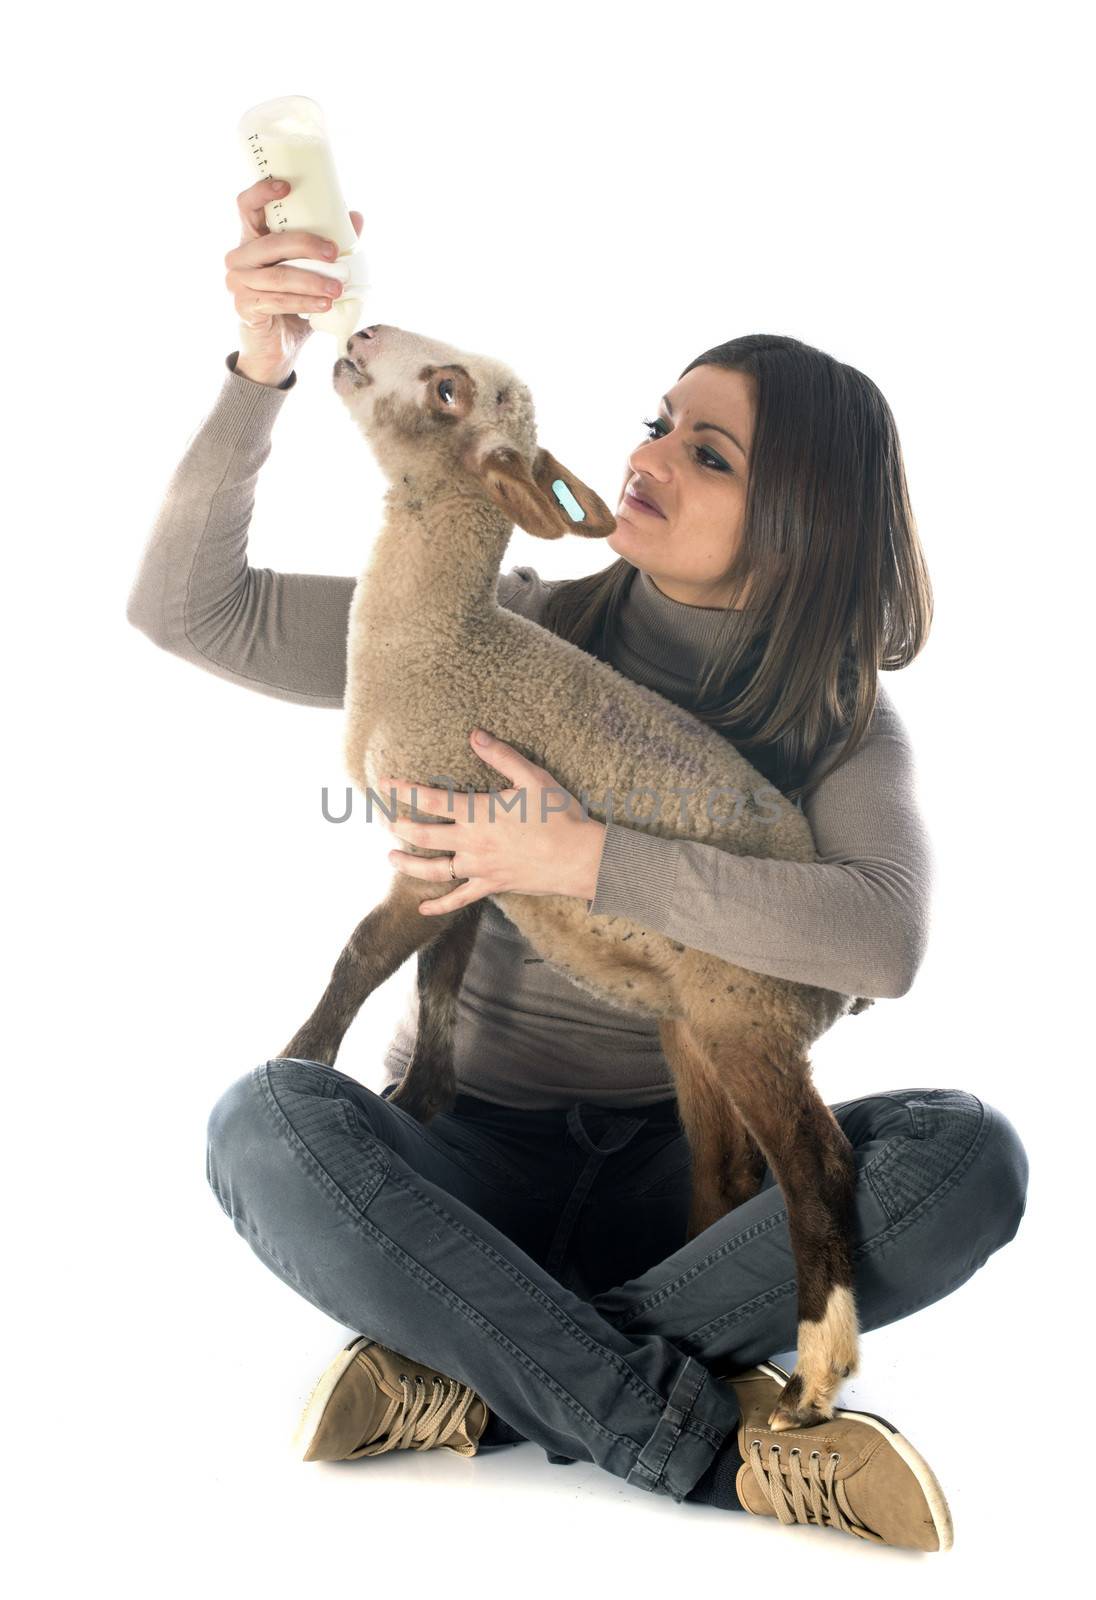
[865,1090,985,1225]
[906,1087,984,1144]
[264,1061,392,1213]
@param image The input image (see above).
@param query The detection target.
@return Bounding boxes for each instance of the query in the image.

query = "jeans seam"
[689,1277,799,1344]
[866,1151,908,1226]
[682,1413,726,1450]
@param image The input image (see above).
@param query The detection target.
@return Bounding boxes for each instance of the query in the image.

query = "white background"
[6,0,1090,1591]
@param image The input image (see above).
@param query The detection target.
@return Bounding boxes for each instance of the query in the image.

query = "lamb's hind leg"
[694,1026,860,1431]
[658,1019,768,1234]
[388,901,485,1123]
[280,874,459,1067]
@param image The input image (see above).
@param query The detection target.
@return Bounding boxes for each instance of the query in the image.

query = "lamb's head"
[333,324,617,542]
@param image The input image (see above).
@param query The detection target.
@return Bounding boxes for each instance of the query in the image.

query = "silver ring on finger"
[448,855,458,881]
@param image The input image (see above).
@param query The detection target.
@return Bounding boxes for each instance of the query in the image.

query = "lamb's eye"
[437,378,455,405]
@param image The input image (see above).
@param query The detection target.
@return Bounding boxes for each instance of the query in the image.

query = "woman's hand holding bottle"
[225,178,364,386]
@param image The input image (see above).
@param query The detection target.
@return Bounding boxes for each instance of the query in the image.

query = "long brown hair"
[540,333,933,805]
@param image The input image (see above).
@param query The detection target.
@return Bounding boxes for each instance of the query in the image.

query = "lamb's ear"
[464,442,617,541]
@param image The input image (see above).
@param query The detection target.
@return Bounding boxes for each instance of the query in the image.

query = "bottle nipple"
[310,247,369,350]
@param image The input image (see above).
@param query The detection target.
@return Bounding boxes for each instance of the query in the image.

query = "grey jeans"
[206,1060,1028,1501]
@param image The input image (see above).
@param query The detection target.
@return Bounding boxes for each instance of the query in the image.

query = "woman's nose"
[629,441,668,476]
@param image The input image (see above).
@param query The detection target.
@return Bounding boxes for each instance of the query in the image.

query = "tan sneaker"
[292,1336,489,1462]
[727,1362,954,1551]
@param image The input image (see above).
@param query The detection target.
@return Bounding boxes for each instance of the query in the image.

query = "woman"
[127,177,1028,1551]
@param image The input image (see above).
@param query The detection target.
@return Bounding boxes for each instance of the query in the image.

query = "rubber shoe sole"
[292,1335,373,1460]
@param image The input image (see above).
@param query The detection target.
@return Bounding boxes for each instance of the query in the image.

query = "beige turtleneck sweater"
[126,352,934,1108]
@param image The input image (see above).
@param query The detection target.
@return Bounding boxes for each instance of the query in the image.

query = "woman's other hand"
[378,731,608,914]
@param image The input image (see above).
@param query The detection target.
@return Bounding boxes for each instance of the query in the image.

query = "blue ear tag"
[551,478,585,522]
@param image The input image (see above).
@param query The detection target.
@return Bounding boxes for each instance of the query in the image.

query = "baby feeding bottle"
[237,95,368,351]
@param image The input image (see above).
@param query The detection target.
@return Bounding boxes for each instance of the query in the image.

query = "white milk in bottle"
[237,95,368,352]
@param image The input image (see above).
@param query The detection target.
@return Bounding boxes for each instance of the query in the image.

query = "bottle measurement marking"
[244,132,288,230]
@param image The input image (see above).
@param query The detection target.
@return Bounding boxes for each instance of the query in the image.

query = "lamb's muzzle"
[280,322,874,1430]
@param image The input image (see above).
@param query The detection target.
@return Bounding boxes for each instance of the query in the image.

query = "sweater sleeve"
[125,353,551,707]
[586,682,934,1000]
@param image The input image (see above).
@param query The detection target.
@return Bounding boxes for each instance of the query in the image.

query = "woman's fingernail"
[473,729,489,744]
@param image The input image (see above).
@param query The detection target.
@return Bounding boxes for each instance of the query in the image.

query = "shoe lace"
[747,1442,880,1541]
[362,1373,476,1455]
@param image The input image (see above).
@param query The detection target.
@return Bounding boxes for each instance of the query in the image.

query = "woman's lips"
[623,489,665,519]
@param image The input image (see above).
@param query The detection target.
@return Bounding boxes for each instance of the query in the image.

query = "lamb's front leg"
[280,875,451,1066]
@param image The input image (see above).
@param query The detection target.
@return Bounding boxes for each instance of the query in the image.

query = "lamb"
[281,321,875,1432]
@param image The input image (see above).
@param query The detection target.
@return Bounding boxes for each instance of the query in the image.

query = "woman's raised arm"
[126,355,356,708]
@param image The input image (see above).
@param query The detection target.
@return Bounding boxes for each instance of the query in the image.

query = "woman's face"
[610,364,756,608]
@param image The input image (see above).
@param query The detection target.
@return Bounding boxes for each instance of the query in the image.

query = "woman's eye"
[640,416,729,472]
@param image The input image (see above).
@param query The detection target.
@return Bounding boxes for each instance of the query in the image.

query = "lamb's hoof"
[766,1372,833,1432]
[767,1398,832,1431]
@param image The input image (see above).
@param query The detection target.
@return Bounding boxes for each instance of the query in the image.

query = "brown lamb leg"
[388,901,485,1122]
[691,1025,860,1431]
[280,873,458,1067]
[658,1018,769,1236]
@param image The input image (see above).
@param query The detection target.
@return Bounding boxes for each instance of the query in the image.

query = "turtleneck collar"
[609,564,756,703]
